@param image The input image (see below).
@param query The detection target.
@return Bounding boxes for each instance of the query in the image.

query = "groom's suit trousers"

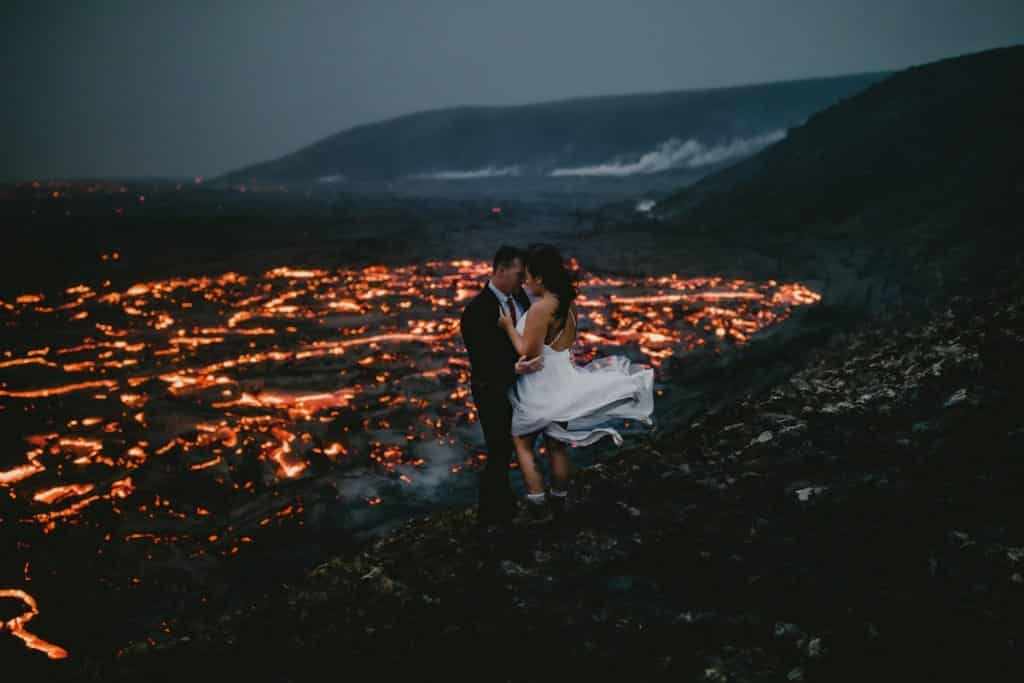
[471,382,517,524]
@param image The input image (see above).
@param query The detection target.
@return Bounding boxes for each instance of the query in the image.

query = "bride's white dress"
[508,308,655,446]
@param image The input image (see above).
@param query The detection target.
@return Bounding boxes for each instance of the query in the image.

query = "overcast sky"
[2,0,1022,181]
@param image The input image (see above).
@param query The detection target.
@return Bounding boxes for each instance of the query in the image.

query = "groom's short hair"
[492,245,524,270]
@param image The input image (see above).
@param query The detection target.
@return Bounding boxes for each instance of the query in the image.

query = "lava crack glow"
[0,589,69,659]
[0,260,819,657]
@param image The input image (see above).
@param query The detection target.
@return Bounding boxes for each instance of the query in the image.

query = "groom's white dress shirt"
[487,280,524,321]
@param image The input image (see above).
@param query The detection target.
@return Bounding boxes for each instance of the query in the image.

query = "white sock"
[526,491,546,505]
[549,488,568,498]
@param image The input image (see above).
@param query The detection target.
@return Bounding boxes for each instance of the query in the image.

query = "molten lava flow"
[0,379,119,398]
[29,477,134,531]
[0,258,821,653]
[0,589,69,659]
[32,483,96,505]
[0,461,45,486]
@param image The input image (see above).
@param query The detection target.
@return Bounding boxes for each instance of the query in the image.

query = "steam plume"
[413,165,521,180]
[550,130,786,177]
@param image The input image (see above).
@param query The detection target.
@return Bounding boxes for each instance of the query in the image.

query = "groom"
[459,245,541,529]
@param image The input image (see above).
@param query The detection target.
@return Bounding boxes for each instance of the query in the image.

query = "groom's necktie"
[506,296,517,326]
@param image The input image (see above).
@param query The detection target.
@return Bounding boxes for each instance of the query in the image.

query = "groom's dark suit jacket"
[459,284,532,388]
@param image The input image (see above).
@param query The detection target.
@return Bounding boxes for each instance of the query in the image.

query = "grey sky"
[2,0,1022,181]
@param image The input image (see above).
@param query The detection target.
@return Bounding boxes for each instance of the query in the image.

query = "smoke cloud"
[550,130,786,177]
[412,165,522,180]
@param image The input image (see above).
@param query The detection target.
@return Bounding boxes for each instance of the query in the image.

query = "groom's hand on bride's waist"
[514,355,543,375]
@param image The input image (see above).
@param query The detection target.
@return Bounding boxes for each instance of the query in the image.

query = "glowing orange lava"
[0,589,69,659]
[0,260,820,656]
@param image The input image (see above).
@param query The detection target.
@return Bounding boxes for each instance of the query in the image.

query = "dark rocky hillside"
[212,73,886,184]
[642,45,1024,302]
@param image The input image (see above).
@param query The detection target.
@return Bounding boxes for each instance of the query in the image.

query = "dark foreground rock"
[35,278,1024,682]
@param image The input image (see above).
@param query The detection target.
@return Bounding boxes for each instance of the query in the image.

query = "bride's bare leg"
[545,435,570,490]
[512,433,545,494]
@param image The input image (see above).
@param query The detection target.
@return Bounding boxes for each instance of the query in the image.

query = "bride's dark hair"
[525,243,577,321]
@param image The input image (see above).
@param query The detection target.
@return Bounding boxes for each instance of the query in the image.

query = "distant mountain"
[212,72,887,187]
[646,45,1024,303]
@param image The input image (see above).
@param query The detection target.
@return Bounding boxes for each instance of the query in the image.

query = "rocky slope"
[38,270,1023,683]
[656,45,1023,231]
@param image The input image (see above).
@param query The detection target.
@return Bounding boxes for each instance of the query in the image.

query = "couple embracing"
[459,244,654,542]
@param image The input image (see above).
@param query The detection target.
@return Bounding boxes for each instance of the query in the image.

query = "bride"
[497,243,654,520]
